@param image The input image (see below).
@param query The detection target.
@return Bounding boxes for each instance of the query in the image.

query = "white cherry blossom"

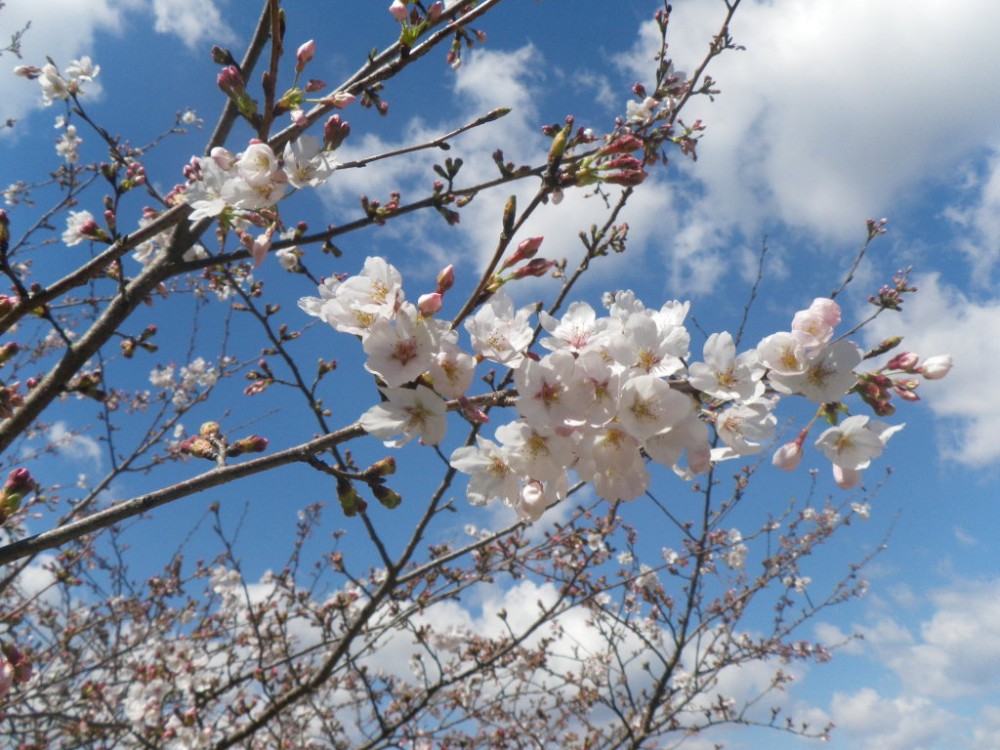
[359,385,447,447]
[450,437,520,507]
[464,291,534,367]
[687,331,765,402]
[768,339,862,403]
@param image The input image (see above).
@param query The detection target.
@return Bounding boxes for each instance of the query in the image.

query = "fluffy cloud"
[616,0,1000,245]
[805,579,1000,749]
[863,272,1000,465]
[320,43,731,296]
[0,0,126,127]
[151,0,234,50]
[0,0,232,131]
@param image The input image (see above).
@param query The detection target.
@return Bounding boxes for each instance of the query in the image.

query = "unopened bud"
[372,484,402,509]
[512,258,556,279]
[181,436,215,459]
[323,114,351,150]
[336,477,366,516]
[13,65,41,80]
[918,354,952,380]
[0,342,18,366]
[216,65,245,97]
[886,351,919,371]
[436,264,455,294]
[295,40,316,74]
[199,421,221,438]
[230,435,268,456]
[367,456,397,477]
[389,0,408,22]
[418,292,443,317]
[772,441,803,472]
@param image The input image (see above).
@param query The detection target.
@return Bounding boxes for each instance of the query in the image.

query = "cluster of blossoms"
[149,357,221,408]
[177,135,336,266]
[301,257,949,521]
[14,56,100,107]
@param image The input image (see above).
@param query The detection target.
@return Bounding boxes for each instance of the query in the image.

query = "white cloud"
[0,0,127,128]
[320,43,730,298]
[47,421,102,464]
[943,144,1000,279]
[0,0,232,133]
[616,0,1000,245]
[863,272,1000,466]
[150,0,235,51]
[807,579,1000,749]
[830,688,953,750]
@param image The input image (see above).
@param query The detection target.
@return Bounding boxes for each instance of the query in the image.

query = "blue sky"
[1,1,999,748]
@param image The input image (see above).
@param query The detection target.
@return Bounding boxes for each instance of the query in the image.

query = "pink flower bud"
[389,0,407,22]
[598,135,644,156]
[772,441,803,472]
[418,292,443,316]
[3,469,35,495]
[427,1,444,21]
[295,40,316,73]
[216,65,245,97]
[807,297,841,327]
[457,396,490,424]
[304,78,326,93]
[436,264,455,294]
[886,351,919,371]
[323,114,351,150]
[513,258,556,279]
[502,236,544,270]
[918,354,952,380]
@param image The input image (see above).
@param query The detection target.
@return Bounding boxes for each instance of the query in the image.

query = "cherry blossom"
[359,385,447,447]
[768,339,862,403]
[687,331,765,402]
[464,291,535,367]
[282,135,337,188]
[449,437,521,507]
[362,305,437,387]
[61,209,97,246]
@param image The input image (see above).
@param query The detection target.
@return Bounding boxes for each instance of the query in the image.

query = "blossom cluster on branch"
[0,0,954,747]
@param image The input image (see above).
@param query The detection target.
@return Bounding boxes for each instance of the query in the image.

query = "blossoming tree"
[0,1,951,747]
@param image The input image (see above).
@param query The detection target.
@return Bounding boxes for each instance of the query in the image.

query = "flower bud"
[199,421,221,438]
[216,65,245,98]
[13,65,41,80]
[389,0,407,21]
[418,292,443,317]
[230,435,268,456]
[181,436,215,459]
[0,342,19,366]
[323,114,351,150]
[512,258,556,279]
[295,40,316,74]
[808,297,842,327]
[918,354,952,380]
[367,456,397,477]
[886,351,919,371]
[372,484,402,509]
[436,264,455,294]
[337,477,366,516]
[772,441,803,472]
[832,464,861,490]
